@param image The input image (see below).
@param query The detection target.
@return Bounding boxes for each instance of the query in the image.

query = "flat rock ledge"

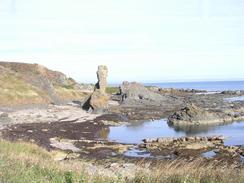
[142,136,225,144]
[139,136,244,162]
[140,136,225,150]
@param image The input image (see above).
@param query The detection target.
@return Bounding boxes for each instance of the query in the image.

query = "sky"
[0,0,244,83]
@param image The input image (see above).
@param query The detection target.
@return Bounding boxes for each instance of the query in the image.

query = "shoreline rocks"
[168,103,244,126]
[120,82,165,102]
[142,136,225,145]
[140,136,225,152]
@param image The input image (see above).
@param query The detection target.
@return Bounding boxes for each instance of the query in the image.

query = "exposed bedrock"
[140,135,244,161]
[147,86,207,96]
[120,81,165,101]
[141,136,225,150]
[168,103,244,126]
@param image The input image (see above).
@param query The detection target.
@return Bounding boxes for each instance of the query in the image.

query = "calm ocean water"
[145,81,244,92]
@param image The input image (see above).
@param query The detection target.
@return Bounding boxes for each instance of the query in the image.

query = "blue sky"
[0,0,244,83]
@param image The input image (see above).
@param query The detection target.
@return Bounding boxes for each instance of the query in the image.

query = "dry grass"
[54,86,86,101]
[133,159,243,183]
[0,73,49,106]
[0,71,86,106]
[0,140,243,183]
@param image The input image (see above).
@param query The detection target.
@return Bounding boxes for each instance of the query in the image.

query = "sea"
[144,80,244,92]
[108,80,244,147]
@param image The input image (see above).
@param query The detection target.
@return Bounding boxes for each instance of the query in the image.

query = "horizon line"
[106,79,244,85]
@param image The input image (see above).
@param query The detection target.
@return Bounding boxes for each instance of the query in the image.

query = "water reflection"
[167,123,217,135]
[167,122,234,135]
[202,150,216,158]
[108,119,244,146]
[108,120,184,144]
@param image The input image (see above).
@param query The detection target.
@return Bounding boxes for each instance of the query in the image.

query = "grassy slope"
[54,86,86,101]
[0,69,50,106]
[0,63,87,106]
[0,140,113,183]
[0,140,243,183]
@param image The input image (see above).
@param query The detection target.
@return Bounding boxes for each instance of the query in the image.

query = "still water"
[108,119,244,146]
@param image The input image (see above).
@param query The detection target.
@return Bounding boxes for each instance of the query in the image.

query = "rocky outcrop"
[168,104,218,125]
[221,90,242,95]
[146,86,207,96]
[84,65,109,112]
[168,103,244,125]
[120,82,167,103]
[158,88,207,96]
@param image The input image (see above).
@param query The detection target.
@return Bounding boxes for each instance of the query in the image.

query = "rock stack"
[95,65,108,94]
[84,65,109,112]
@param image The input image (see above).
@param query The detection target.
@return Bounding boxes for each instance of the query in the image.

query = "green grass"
[0,140,244,183]
[0,140,115,183]
[106,87,120,94]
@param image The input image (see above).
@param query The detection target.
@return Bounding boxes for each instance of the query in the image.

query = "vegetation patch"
[0,73,49,105]
[106,87,120,94]
[0,140,244,183]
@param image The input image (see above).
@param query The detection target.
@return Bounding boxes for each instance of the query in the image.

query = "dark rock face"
[168,104,212,124]
[168,103,244,125]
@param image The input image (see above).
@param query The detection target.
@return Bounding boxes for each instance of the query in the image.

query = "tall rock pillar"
[96,65,108,94]
[85,65,109,112]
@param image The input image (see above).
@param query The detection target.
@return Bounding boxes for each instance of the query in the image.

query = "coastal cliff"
[0,62,89,107]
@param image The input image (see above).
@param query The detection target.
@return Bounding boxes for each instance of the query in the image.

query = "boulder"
[89,91,109,111]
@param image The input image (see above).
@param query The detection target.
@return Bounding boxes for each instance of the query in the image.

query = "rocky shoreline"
[1,63,244,171]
